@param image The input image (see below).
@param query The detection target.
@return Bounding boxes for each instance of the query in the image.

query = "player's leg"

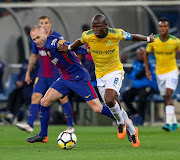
[26,78,72,143]
[160,70,179,131]
[59,96,74,133]
[163,88,178,131]
[97,71,126,139]
[69,80,114,119]
[26,87,64,143]
[17,77,47,133]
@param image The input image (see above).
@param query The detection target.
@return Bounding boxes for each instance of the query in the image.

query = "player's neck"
[160,34,169,41]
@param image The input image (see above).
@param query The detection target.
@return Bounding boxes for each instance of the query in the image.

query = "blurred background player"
[0,60,38,124]
[16,16,74,133]
[144,18,180,132]
[122,47,158,125]
[58,14,155,147]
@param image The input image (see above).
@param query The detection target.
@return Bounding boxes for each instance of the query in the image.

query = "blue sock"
[39,106,50,137]
[101,105,114,119]
[27,104,40,128]
[62,101,74,127]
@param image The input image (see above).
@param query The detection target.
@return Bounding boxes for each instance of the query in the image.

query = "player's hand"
[25,72,32,85]
[149,33,155,43]
[145,68,152,81]
[58,43,69,53]
[87,46,91,54]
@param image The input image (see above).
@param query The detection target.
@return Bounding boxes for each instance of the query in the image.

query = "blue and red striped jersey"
[45,35,90,81]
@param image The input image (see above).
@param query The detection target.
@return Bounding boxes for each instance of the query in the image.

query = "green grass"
[0,125,180,160]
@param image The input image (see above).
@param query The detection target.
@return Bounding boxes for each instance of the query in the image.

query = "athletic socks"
[62,101,74,127]
[166,105,177,125]
[121,108,136,135]
[101,105,114,119]
[109,102,124,124]
[39,106,50,137]
[27,104,40,128]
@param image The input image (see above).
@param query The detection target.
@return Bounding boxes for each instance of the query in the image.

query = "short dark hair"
[39,15,50,22]
[159,18,169,23]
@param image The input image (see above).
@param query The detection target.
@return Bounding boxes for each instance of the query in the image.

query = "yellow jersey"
[146,34,180,74]
[81,28,126,78]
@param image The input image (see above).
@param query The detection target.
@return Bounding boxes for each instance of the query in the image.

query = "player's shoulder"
[51,31,64,39]
[154,34,160,39]
[46,35,59,48]
[169,34,178,41]
[83,29,94,36]
[108,28,123,34]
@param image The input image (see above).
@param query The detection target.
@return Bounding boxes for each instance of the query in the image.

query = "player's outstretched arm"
[58,38,84,52]
[25,53,39,85]
[131,33,154,43]
[144,51,152,81]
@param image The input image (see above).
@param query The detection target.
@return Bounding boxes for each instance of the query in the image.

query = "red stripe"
[62,53,73,65]
[88,81,97,98]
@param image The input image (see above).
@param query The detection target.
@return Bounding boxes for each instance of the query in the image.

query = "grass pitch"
[0,125,179,160]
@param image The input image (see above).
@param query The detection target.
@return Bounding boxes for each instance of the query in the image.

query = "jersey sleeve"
[80,31,87,44]
[146,42,153,53]
[31,41,38,54]
[116,29,131,41]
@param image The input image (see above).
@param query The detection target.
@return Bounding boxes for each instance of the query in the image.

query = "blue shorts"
[51,77,98,101]
[33,76,59,95]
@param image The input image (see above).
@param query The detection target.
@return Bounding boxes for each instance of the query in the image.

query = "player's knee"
[41,97,51,107]
[104,96,114,107]
[31,93,42,104]
[165,92,173,99]
[92,107,102,113]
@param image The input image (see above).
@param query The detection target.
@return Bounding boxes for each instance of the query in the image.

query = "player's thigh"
[86,98,103,113]
[97,70,124,100]
[43,87,63,104]
[69,80,98,102]
[165,69,179,91]
[50,77,71,98]
[156,74,166,95]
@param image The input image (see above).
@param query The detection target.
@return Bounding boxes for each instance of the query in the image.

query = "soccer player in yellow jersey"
[59,14,154,147]
[145,18,180,132]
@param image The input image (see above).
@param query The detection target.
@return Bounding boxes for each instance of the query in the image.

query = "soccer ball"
[57,131,77,150]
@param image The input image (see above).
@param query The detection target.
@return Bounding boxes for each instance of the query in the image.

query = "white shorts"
[97,70,124,101]
[156,69,179,95]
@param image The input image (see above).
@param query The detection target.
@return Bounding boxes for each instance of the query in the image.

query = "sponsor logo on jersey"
[106,40,114,46]
[51,58,58,65]
[51,38,57,46]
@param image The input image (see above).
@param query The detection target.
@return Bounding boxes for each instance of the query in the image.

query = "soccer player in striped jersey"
[17,16,74,133]
[26,26,116,144]
[58,14,154,147]
[144,18,180,132]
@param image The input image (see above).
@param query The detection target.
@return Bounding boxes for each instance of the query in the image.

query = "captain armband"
[123,31,132,40]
